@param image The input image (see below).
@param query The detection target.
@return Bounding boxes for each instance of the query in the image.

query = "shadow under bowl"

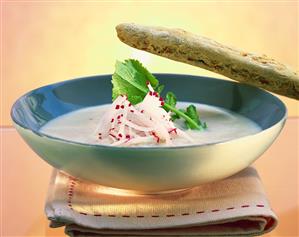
[11,74,287,193]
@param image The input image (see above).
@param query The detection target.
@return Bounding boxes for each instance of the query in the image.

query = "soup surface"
[40,102,261,146]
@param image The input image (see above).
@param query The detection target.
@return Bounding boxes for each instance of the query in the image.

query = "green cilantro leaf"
[112,59,159,104]
[185,105,203,129]
[155,84,165,94]
[164,92,177,112]
[111,59,207,130]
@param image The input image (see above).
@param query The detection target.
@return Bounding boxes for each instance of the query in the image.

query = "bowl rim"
[11,73,288,150]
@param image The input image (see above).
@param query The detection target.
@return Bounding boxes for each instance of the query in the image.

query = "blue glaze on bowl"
[11,74,287,192]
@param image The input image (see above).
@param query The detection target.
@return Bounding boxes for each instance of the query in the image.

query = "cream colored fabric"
[45,167,277,236]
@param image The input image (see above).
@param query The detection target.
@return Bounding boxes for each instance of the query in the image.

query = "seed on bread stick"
[116,23,299,100]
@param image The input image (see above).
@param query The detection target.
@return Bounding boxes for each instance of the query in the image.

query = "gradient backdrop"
[1,1,298,237]
[2,1,298,126]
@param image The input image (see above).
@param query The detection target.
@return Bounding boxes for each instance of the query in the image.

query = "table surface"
[2,118,298,237]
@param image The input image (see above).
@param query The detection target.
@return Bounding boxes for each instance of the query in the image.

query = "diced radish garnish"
[95,84,194,146]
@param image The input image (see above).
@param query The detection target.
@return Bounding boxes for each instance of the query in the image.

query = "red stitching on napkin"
[67,177,267,218]
[211,209,220,212]
[182,213,190,216]
[196,211,205,214]
[67,177,77,211]
[166,214,175,217]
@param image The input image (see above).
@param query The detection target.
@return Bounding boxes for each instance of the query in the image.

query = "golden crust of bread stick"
[116,23,299,100]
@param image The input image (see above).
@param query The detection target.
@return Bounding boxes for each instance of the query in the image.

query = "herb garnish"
[112,59,206,130]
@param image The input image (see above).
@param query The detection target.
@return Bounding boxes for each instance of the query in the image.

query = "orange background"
[1,1,298,126]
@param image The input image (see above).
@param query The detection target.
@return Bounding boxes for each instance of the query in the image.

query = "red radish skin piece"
[168,128,178,134]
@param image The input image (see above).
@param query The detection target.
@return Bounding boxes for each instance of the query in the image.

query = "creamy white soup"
[40,102,261,147]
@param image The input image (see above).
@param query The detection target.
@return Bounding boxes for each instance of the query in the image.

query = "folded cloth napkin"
[45,167,277,236]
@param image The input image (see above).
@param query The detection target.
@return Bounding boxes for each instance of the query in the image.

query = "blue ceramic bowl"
[11,74,286,193]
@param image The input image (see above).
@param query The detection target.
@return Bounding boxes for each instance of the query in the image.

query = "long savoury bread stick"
[116,23,299,100]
